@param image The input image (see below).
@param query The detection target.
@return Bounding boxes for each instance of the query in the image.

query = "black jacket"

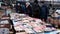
[32,3,41,18]
[16,5,24,13]
[26,5,33,17]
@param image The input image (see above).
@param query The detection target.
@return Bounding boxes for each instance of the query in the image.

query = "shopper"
[15,3,24,13]
[21,4,26,14]
[25,2,33,17]
[49,4,54,16]
[40,2,49,22]
[32,0,41,18]
[15,3,19,13]
[5,6,12,16]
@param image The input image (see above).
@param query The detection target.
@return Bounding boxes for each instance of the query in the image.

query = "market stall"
[10,13,60,34]
[10,13,46,34]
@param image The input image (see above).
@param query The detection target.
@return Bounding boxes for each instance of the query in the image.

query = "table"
[45,30,60,34]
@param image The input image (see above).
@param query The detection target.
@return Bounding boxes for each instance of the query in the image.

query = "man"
[25,2,33,17]
[32,0,41,18]
[41,2,49,22]
[16,3,24,13]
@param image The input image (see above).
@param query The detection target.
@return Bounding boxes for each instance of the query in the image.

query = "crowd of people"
[15,1,49,22]
[15,1,50,22]
[4,0,55,22]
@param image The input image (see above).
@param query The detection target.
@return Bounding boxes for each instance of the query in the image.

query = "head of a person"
[34,0,38,4]
[41,1,45,4]
[40,1,45,6]
[49,4,53,9]
[49,4,52,7]
[6,6,11,9]
[26,2,30,6]
[53,12,58,15]
[17,3,21,6]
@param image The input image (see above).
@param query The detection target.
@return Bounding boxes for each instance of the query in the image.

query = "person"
[32,0,41,18]
[40,1,49,22]
[15,3,24,13]
[49,4,54,16]
[21,4,26,14]
[25,2,33,17]
[12,4,15,9]
[15,3,19,13]
[5,6,12,16]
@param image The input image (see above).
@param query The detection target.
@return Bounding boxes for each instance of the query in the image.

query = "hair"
[56,12,58,14]
[34,0,38,3]
[49,4,52,7]
[40,1,45,4]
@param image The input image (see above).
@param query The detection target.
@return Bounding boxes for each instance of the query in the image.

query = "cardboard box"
[16,32,26,34]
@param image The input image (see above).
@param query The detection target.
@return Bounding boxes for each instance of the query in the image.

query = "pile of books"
[10,13,56,34]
